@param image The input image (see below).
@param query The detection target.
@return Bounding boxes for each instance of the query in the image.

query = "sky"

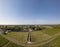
[0,0,60,25]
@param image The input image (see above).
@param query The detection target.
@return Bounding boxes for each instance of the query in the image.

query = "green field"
[5,31,51,43]
[0,35,24,47]
[6,42,24,47]
[0,26,60,47]
[42,28,60,35]
[40,36,60,47]
[5,32,28,43]
[0,35,9,47]
[31,31,51,43]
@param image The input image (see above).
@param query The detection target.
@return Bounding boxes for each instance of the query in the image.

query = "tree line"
[0,25,45,32]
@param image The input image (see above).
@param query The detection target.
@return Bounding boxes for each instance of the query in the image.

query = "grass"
[42,28,60,35]
[40,36,60,47]
[0,35,9,47]
[5,32,28,43]
[6,42,24,47]
[5,31,51,43]
[31,31,51,43]
[1,27,60,47]
[0,34,24,47]
[4,30,54,46]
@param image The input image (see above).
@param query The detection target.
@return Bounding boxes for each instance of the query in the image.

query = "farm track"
[0,30,60,47]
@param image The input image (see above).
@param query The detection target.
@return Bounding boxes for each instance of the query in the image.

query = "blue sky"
[0,0,60,25]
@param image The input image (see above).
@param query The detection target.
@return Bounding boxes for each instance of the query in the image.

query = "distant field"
[42,28,60,35]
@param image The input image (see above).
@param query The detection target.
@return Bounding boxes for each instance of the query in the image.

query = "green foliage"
[29,25,43,31]
[0,25,44,32]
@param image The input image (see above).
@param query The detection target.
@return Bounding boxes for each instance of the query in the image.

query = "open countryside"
[0,25,60,47]
[0,0,60,47]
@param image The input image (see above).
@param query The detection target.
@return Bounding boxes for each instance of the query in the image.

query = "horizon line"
[0,24,60,25]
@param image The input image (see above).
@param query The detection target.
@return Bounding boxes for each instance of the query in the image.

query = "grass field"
[40,36,60,47]
[0,34,24,47]
[3,31,51,47]
[4,31,52,44]
[0,35,9,47]
[6,42,24,47]
[5,32,28,43]
[31,31,51,43]
[42,28,60,35]
[0,27,60,47]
